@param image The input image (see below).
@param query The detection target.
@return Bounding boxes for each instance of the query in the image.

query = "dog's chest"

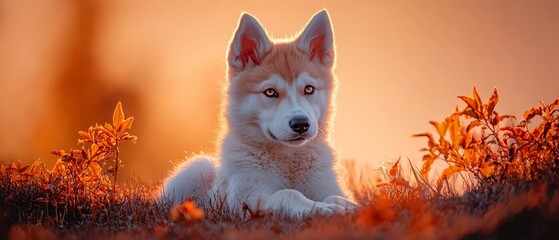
[257,150,316,186]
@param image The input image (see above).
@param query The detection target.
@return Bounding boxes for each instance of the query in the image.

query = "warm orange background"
[1,1,558,181]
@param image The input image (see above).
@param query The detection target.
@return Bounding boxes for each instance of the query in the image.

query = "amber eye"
[264,88,278,98]
[304,85,315,95]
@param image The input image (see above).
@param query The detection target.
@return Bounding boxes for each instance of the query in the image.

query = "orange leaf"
[121,135,138,143]
[413,133,435,148]
[550,98,559,111]
[487,88,499,116]
[461,109,477,118]
[51,159,66,173]
[78,131,90,139]
[458,96,478,113]
[449,114,464,147]
[89,143,99,159]
[429,120,449,139]
[479,162,494,177]
[113,101,124,129]
[436,165,464,186]
[420,153,437,180]
[96,124,115,138]
[103,123,116,135]
[523,107,540,121]
[472,87,482,111]
[463,133,473,148]
[466,120,481,133]
[171,201,204,223]
[87,162,102,181]
[119,117,134,135]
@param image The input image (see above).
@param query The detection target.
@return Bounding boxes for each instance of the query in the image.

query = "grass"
[1,89,558,239]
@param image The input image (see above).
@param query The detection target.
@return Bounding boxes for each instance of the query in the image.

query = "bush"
[414,88,559,188]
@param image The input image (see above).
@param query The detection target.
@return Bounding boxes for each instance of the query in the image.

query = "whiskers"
[315,122,330,142]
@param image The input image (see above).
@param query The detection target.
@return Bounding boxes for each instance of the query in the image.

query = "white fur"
[161,155,215,204]
[160,9,356,220]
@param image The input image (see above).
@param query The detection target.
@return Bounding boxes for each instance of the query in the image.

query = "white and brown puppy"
[161,10,355,220]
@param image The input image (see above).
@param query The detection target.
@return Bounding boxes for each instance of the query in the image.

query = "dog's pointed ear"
[228,13,271,71]
[297,10,334,67]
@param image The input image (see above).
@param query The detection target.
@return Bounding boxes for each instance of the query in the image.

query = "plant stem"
[113,141,119,190]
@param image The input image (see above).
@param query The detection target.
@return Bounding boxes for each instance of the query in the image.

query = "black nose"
[290,116,310,134]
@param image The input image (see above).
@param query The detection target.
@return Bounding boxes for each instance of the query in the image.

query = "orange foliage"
[415,88,559,188]
[1,102,137,208]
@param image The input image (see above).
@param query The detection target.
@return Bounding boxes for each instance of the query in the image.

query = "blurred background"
[1,0,558,182]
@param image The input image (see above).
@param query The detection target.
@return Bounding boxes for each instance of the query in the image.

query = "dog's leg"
[264,189,345,220]
[323,195,357,212]
[297,163,358,212]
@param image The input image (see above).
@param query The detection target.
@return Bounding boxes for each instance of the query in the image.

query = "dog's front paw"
[323,195,358,213]
[311,202,345,217]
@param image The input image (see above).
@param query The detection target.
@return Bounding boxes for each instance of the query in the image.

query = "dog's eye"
[264,88,278,98]
[304,85,315,95]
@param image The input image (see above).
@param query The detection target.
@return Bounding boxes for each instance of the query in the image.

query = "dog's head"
[224,10,336,147]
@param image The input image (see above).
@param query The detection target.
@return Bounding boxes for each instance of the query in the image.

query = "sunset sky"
[1,0,558,181]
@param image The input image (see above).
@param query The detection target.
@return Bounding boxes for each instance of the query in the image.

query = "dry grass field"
[1,89,558,239]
